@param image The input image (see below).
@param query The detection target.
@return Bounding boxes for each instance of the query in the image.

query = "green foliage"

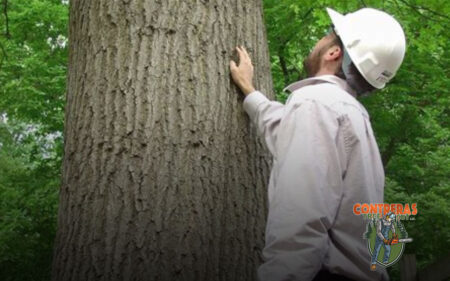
[0,0,67,280]
[0,0,448,280]
[0,0,68,132]
[396,220,408,239]
[0,119,61,281]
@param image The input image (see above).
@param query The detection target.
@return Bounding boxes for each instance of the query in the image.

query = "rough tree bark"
[52,0,274,281]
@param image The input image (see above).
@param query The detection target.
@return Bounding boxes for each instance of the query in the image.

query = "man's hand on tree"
[230,46,256,96]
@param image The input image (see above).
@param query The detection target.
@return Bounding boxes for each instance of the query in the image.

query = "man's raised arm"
[230,46,285,156]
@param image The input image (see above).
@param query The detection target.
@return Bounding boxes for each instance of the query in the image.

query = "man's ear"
[326,46,342,61]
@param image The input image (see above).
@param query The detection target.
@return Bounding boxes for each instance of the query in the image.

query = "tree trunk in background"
[52,1,274,281]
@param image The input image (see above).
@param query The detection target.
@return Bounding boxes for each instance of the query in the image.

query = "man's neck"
[314,69,337,77]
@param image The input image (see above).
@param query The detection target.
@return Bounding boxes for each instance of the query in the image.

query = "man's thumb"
[230,60,237,70]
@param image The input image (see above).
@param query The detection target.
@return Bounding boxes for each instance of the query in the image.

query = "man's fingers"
[236,46,245,62]
[230,60,237,70]
[238,46,252,63]
[237,46,249,61]
[241,46,250,58]
[234,45,253,68]
[239,46,248,61]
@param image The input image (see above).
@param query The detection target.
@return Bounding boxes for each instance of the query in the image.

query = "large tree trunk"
[52,1,274,280]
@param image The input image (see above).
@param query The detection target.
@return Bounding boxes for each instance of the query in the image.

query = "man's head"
[302,8,406,95]
[385,212,396,222]
[324,8,406,92]
[303,29,376,95]
[303,30,343,78]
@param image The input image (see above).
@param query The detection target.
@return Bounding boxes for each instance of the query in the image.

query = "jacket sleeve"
[257,99,346,281]
[376,220,385,240]
[243,91,285,157]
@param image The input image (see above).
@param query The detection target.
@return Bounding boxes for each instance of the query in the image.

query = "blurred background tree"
[0,0,448,280]
[0,0,67,280]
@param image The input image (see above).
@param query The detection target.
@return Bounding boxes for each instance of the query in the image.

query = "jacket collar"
[283,75,357,98]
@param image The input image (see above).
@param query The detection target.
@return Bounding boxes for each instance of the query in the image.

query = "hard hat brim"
[326,8,344,32]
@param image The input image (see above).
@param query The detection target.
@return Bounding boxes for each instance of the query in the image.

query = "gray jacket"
[243,75,388,281]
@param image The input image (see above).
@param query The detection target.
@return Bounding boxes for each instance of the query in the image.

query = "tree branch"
[382,136,397,169]
[381,110,412,168]
[0,40,7,70]
[3,0,10,39]
[278,52,290,85]
[396,0,450,22]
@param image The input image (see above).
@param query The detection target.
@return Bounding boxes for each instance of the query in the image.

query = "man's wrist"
[242,84,256,96]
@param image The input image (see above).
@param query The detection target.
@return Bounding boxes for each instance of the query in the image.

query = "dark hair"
[330,31,376,95]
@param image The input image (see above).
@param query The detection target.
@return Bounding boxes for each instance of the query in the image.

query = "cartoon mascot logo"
[354,203,417,270]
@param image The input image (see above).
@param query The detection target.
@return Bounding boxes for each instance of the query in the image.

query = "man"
[371,212,397,271]
[230,7,406,281]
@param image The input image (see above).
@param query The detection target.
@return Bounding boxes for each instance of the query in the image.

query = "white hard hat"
[326,7,406,89]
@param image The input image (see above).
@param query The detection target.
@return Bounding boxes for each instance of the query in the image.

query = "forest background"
[0,0,448,280]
